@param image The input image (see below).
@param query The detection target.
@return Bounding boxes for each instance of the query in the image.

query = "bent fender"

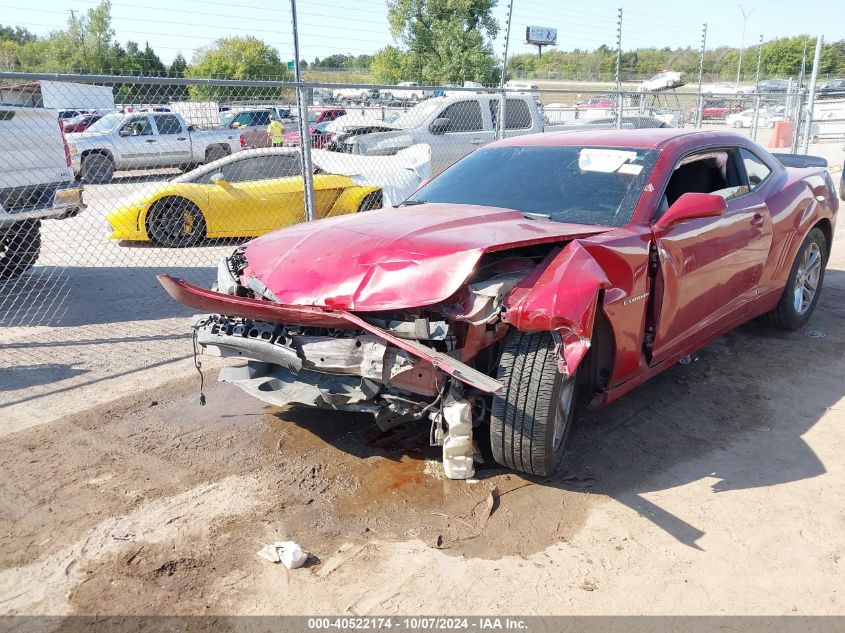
[501,241,610,376]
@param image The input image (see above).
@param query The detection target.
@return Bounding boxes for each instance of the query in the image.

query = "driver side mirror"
[429,117,450,135]
[210,173,229,187]
[230,121,241,129]
[118,128,131,137]
[654,192,727,229]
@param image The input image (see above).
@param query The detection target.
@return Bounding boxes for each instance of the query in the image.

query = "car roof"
[492,128,707,150]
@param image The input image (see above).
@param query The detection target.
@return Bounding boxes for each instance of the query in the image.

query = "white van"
[0,106,84,279]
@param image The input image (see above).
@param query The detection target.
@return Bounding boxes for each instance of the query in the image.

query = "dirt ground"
[2,222,844,616]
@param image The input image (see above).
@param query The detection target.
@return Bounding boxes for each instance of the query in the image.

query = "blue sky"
[3,0,843,64]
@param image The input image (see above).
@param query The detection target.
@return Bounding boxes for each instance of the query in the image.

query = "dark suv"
[757,79,790,93]
[818,79,845,99]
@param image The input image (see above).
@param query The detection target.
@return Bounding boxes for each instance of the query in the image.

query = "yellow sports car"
[106,148,383,246]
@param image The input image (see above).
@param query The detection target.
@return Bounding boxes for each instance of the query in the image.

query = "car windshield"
[392,99,445,129]
[83,113,124,134]
[65,114,88,125]
[405,145,659,227]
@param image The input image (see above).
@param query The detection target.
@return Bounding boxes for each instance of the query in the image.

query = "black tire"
[490,330,578,477]
[357,190,383,212]
[80,153,115,184]
[761,227,827,330]
[205,145,229,164]
[733,120,744,128]
[146,198,206,247]
[0,220,41,280]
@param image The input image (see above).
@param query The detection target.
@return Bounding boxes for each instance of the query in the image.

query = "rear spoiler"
[771,153,828,169]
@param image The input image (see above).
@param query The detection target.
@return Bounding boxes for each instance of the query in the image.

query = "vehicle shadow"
[0,265,214,327]
[270,269,845,548]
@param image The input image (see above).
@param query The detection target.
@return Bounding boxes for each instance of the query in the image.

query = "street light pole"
[736,4,755,83]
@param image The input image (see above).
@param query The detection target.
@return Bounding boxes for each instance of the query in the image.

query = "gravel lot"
[0,133,843,616]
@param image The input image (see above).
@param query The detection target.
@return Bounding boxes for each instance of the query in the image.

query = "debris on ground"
[256,541,309,569]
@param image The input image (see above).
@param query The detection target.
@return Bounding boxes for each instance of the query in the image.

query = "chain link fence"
[1,71,843,411]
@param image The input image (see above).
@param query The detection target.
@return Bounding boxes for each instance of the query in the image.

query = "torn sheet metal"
[455,272,529,325]
[502,241,610,376]
[158,275,502,394]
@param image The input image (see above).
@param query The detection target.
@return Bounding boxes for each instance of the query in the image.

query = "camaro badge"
[623,292,649,305]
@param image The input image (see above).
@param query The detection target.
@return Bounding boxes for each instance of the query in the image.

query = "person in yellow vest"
[267,114,285,147]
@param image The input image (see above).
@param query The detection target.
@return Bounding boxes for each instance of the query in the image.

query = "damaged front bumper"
[194,314,442,418]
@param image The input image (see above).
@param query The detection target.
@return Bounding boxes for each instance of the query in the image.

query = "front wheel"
[81,153,114,184]
[357,190,383,212]
[146,198,206,247]
[733,120,744,128]
[0,220,41,280]
[490,330,578,477]
[761,227,827,330]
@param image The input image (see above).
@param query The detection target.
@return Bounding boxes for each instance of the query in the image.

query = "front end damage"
[159,239,608,480]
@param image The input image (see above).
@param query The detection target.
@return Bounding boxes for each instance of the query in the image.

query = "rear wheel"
[0,220,41,280]
[761,227,827,330]
[733,120,744,128]
[357,190,383,212]
[490,330,578,477]
[205,145,229,164]
[81,153,114,184]
[146,198,206,247]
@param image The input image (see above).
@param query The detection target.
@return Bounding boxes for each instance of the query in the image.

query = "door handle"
[751,213,765,227]
[177,137,187,141]
[471,140,486,145]
[145,139,156,143]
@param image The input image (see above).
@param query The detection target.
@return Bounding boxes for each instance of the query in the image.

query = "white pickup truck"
[327,93,545,175]
[67,111,244,183]
[0,106,84,279]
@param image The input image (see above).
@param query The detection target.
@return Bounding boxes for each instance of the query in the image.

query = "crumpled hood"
[241,204,610,311]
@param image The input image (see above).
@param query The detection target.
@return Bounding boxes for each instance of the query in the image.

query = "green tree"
[370,45,406,84]
[378,0,500,84]
[0,25,35,45]
[186,36,291,101]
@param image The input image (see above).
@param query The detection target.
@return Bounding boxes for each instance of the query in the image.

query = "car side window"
[440,101,483,132]
[220,157,268,182]
[739,148,772,190]
[120,116,152,136]
[154,114,183,135]
[657,150,747,217]
[264,155,301,178]
[489,99,532,130]
[253,112,271,126]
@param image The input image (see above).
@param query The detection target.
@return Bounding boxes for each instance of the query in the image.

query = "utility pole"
[497,0,514,140]
[801,34,823,154]
[736,4,755,83]
[615,7,622,129]
[695,23,708,128]
[290,0,316,222]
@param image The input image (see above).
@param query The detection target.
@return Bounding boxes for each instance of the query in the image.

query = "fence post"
[695,22,707,129]
[290,0,316,222]
[615,7,622,129]
[801,34,823,155]
[496,0,514,140]
[750,35,763,140]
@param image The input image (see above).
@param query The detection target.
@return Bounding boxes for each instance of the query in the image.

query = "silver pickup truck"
[1,105,84,280]
[67,111,244,183]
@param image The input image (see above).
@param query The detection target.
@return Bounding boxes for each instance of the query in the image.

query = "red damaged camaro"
[159,129,838,479]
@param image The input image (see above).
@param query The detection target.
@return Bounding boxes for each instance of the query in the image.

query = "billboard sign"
[526,26,557,46]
